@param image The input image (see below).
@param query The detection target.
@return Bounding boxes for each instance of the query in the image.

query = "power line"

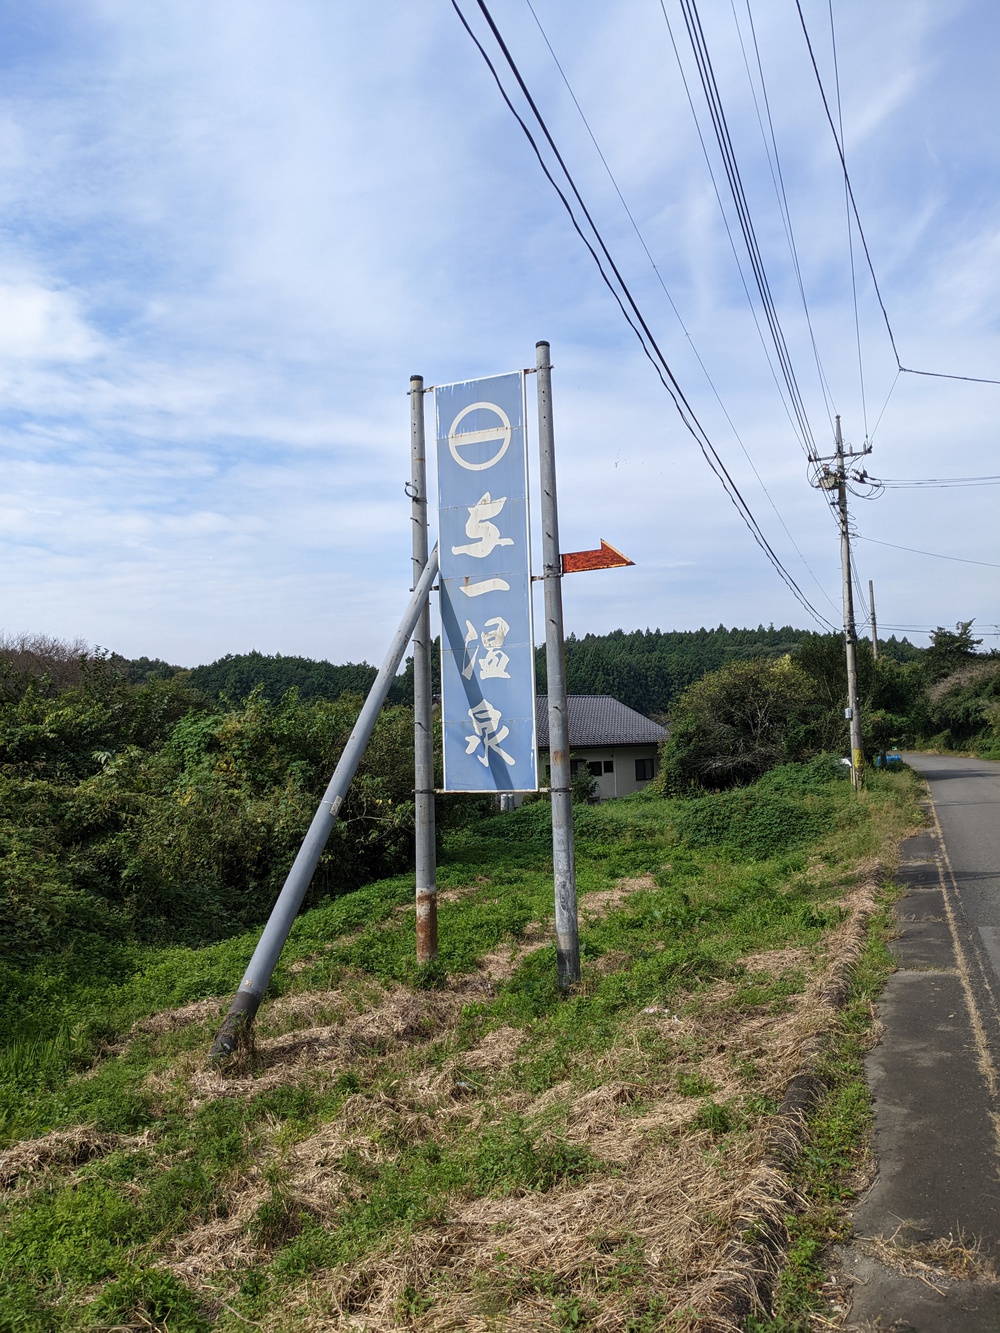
[732,0,834,432]
[877,475,1000,489]
[523,0,839,619]
[451,0,837,631]
[794,0,1000,389]
[827,0,868,438]
[857,535,1000,569]
[868,369,899,444]
[882,626,1000,638]
[658,0,814,457]
[669,0,847,565]
[667,0,820,458]
[851,551,870,624]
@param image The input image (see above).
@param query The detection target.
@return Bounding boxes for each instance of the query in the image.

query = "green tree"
[659,656,819,792]
[0,681,419,966]
[792,633,925,754]
[925,620,983,680]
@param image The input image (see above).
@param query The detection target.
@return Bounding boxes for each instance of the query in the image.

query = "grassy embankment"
[0,760,920,1331]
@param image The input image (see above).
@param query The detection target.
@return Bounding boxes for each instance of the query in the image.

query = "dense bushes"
[658,656,820,791]
[792,633,924,753]
[659,635,930,793]
[0,674,418,969]
[923,661,1000,755]
[2,612,995,981]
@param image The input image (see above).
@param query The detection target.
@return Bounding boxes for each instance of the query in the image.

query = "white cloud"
[0,280,100,361]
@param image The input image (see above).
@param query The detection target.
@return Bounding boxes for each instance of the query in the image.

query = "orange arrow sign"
[561,539,635,574]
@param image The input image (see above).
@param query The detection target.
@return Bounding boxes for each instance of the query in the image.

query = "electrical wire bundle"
[450,0,837,631]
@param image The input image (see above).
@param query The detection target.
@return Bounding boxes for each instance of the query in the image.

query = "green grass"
[745,896,902,1330]
[0,762,921,1330]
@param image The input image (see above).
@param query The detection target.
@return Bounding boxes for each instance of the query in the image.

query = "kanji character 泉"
[464,699,516,767]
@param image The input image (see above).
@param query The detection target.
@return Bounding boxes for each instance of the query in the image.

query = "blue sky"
[0,0,998,666]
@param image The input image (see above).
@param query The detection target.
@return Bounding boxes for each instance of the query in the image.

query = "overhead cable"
[826,0,868,437]
[876,475,1000,489]
[732,0,834,431]
[793,0,1000,389]
[850,552,870,624]
[524,0,840,619]
[666,0,819,458]
[451,0,837,631]
[658,0,813,456]
[868,369,899,444]
[857,535,1000,569]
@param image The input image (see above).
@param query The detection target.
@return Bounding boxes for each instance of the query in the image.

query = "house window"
[603,760,614,773]
[587,761,603,778]
[635,757,655,782]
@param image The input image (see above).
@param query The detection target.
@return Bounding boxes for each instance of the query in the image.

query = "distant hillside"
[188,650,410,704]
[537,626,919,718]
[185,629,921,718]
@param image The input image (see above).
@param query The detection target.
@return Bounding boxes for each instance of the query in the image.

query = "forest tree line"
[0,621,994,979]
[130,623,923,720]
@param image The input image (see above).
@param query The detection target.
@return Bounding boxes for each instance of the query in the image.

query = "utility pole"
[869,579,879,661]
[813,415,866,793]
[535,341,580,988]
[835,416,864,791]
[410,376,437,964]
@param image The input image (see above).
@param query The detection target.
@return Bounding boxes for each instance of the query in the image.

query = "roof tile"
[535,695,667,748]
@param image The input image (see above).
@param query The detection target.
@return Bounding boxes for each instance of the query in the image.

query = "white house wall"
[563,745,660,801]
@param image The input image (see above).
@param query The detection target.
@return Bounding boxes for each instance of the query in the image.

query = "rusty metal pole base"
[208,990,261,1067]
[415,886,438,964]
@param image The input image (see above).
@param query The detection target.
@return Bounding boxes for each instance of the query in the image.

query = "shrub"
[85,1266,211,1332]
[659,656,819,792]
[0,685,419,967]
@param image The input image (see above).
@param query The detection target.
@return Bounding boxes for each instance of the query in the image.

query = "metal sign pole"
[535,340,580,987]
[208,549,440,1063]
[410,376,438,962]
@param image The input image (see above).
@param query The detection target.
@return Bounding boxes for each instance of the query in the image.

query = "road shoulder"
[834,814,1000,1330]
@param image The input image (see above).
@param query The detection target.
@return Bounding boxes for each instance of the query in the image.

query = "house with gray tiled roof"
[535,694,667,801]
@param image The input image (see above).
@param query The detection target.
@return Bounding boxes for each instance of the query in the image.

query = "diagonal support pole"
[208,547,440,1064]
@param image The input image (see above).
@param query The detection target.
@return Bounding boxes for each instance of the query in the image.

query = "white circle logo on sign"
[448,402,512,471]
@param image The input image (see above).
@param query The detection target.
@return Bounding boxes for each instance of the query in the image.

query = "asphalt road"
[840,752,1000,1330]
[916,751,1000,928]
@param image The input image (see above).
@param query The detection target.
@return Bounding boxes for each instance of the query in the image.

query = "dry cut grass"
[133,879,885,1331]
[858,1226,996,1289]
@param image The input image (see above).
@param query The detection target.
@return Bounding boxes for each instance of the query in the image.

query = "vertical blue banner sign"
[436,372,538,792]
